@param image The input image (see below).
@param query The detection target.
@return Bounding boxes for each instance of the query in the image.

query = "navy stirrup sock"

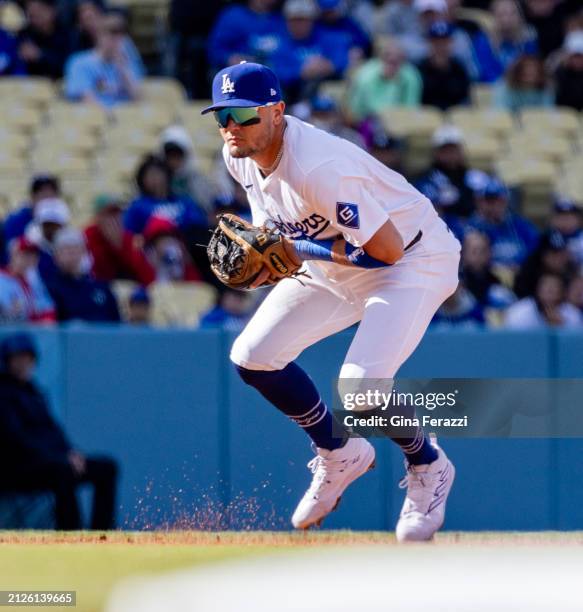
[236,363,348,451]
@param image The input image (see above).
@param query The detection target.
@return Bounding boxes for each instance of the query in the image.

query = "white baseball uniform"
[226,115,461,381]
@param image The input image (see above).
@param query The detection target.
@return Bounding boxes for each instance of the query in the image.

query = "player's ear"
[272,102,286,125]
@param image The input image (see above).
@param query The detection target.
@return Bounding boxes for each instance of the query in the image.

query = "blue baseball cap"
[478,177,509,200]
[428,21,454,39]
[201,62,282,114]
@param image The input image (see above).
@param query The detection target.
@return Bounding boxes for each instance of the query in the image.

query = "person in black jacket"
[17,0,70,79]
[0,333,118,530]
[419,21,470,110]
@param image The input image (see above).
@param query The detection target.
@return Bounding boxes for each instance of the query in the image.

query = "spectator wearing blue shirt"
[207,0,285,70]
[471,0,538,83]
[272,0,349,102]
[3,174,61,262]
[317,0,371,67]
[124,155,208,236]
[200,289,257,331]
[46,227,120,323]
[0,26,26,75]
[64,12,143,107]
[466,177,538,271]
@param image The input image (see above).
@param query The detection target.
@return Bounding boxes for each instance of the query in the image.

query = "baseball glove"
[207,213,304,290]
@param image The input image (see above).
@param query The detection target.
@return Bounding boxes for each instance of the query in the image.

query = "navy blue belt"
[404,230,423,251]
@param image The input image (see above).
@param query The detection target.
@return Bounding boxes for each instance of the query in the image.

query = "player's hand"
[249,265,276,290]
[301,56,334,80]
[68,450,87,477]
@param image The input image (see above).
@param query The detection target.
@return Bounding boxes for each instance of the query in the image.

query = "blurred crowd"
[0,0,582,330]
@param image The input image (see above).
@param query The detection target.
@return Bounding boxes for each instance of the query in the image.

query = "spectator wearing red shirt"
[84,194,155,286]
[142,217,201,283]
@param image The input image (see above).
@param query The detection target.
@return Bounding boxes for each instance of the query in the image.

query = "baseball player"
[202,62,461,541]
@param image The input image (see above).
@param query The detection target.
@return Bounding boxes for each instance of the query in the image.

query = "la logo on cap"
[221,74,235,94]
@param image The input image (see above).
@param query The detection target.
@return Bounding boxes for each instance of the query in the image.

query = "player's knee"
[337,370,394,413]
[230,334,274,371]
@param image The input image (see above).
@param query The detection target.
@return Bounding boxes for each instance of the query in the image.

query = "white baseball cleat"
[291,436,376,529]
[395,439,455,543]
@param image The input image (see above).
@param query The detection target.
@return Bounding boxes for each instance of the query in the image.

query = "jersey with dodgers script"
[222,115,440,259]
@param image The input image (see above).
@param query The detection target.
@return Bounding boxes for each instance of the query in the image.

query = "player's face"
[219,103,285,159]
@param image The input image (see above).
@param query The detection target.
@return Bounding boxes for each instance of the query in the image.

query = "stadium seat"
[471,84,494,108]
[463,133,502,172]
[103,126,159,156]
[0,77,55,109]
[48,103,108,133]
[112,104,176,131]
[496,157,557,223]
[448,107,515,140]
[34,126,100,156]
[519,108,580,140]
[141,77,187,110]
[506,133,573,164]
[0,105,42,133]
[150,281,217,328]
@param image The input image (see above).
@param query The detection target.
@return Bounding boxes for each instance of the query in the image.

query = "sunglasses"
[214,106,262,129]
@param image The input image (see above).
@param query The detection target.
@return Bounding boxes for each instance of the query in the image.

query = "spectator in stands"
[26,197,71,284]
[555,31,583,111]
[17,0,69,78]
[46,227,120,322]
[375,0,444,63]
[514,230,577,298]
[142,217,201,283]
[306,94,365,147]
[317,0,372,67]
[163,0,226,98]
[84,194,155,286]
[207,0,285,69]
[471,0,538,83]
[199,289,257,331]
[159,125,216,212]
[0,20,26,75]
[70,3,144,75]
[549,197,583,266]
[3,174,61,249]
[430,282,485,328]
[416,125,487,218]
[367,124,405,176]
[272,0,349,103]
[0,333,118,529]
[126,286,151,325]
[70,0,103,52]
[523,0,580,58]
[466,177,539,271]
[0,237,55,323]
[348,37,421,122]
[504,272,582,328]
[461,231,516,308]
[124,155,208,236]
[64,12,143,107]
[418,21,470,109]
[493,54,554,112]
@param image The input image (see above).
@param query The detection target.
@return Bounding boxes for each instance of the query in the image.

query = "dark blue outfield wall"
[3,326,583,531]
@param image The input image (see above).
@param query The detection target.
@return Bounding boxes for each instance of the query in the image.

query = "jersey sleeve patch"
[336,202,360,229]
